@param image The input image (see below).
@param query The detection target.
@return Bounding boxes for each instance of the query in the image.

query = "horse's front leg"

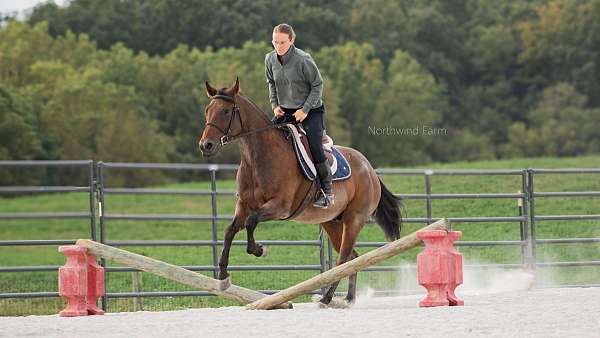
[217,211,247,289]
[246,213,267,257]
[245,199,287,258]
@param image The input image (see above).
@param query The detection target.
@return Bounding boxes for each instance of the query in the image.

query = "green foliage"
[316,42,384,154]
[0,0,599,173]
[0,22,173,185]
[370,51,445,165]
[28,0,350,55]
[502,83,600,157]
[433,129,496,162]
[0,85,42,160]
[517,0,600,105]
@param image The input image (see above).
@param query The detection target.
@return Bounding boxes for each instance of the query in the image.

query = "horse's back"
[334,145,376,176]
[333,145,381,211]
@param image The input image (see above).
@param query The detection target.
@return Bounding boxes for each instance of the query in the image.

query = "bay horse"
[198,78,401,306]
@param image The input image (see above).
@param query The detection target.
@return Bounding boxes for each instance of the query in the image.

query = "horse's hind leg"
[319,220,342,304]
[320,218,361,305]
[345,249,360,303]
[320,249,360,305]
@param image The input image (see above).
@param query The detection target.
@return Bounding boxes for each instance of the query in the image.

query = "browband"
[211,94,235,102]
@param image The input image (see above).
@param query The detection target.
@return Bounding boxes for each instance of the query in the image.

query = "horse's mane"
[228,90,273,125]
[214,87,273,125]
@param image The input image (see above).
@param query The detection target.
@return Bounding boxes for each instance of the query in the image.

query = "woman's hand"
[293,109,307,122]
[274,106,284,117]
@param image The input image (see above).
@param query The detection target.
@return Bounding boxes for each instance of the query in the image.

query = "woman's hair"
[273,23,296,41]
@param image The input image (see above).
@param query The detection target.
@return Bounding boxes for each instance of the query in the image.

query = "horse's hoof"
[217,276,231,291]
[316,297,330,309]
[312,294,332,308]
[260,245,268,257]
[327,297,351,309]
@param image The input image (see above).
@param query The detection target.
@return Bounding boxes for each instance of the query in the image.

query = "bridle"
[204,94,242,146]
[204,94,286,146]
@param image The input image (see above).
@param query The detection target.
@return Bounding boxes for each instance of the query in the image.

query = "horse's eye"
[221,108,230,115]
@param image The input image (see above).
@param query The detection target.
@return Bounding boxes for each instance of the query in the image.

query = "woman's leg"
[303,109,327,164]
[303,107,334,208]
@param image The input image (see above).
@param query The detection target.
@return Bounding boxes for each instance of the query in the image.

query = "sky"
[0,0,66,13]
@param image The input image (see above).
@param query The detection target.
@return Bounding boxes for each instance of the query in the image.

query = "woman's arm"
[302,56,323,112]
[265,55,279,110]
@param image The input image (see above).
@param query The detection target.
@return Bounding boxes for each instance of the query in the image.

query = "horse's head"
[198,78,242,157]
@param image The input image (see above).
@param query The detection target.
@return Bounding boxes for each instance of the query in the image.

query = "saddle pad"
[284,124,351,182]
[330,147,351,181]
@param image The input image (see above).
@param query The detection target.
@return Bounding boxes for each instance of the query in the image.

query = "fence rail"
[1,160,599,312]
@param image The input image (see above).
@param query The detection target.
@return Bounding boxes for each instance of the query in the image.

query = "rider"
[265,23,334,209]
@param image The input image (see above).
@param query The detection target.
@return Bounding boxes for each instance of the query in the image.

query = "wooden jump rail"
[59,220,449,315]
[246,218,450,310]
[74,239,292,310]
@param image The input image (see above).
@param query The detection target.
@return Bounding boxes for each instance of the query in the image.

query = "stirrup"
[313,189,334,209]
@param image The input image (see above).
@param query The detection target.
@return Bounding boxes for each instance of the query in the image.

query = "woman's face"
[272,32,294,56]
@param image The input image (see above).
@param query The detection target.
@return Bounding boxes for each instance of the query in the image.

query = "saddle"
[281,123,351,182]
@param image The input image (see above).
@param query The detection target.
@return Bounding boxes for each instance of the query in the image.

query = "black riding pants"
[272,106,327,164]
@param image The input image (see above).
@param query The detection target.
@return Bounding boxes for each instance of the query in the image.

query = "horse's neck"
[239,129,288,165]
[236,98,292,172]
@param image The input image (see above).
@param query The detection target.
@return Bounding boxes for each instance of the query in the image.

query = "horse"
[197,78,401,306]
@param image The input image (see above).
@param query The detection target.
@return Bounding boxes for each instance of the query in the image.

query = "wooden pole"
[76,239,292,309]
[246,219,450,310]
[132,271,143,311]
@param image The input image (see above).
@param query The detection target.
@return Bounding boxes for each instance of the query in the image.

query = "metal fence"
[1,161,599,310]
[528,169,600,284]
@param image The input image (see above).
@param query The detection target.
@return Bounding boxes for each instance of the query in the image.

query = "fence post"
[88,161,97,242]
[209,166,220,279]
[132,271,143,311]
[520,170,530,268]
[527,169,537,274]
[425,170,433,225]
[96,162,108,311]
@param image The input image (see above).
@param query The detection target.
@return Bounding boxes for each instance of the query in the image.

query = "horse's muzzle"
[199,139,219,157]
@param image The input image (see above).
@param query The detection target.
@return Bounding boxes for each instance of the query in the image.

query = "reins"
[204,94,289,146]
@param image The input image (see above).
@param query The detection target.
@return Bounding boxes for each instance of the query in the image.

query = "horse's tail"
[372,178,402,241]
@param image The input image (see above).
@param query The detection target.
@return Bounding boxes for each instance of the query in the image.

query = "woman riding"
[265,23,334,209]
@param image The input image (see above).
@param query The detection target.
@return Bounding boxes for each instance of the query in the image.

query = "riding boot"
[313,161,334,208]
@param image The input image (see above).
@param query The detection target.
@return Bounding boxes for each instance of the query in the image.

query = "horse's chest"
[236,176,270,207]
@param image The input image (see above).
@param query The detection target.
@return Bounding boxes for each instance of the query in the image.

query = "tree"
[316,42,384,154]
[0,85,42,160]
[517,0,600,105]
[370,50,446,166]
[502,83,600,157]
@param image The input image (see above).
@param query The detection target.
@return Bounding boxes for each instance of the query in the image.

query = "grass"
[1,155,599,316]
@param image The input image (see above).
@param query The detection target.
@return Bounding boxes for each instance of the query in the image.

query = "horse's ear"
[225,77,240,96]
[205,81,217,97]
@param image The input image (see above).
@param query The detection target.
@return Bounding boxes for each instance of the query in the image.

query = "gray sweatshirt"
[265,45,323,112]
